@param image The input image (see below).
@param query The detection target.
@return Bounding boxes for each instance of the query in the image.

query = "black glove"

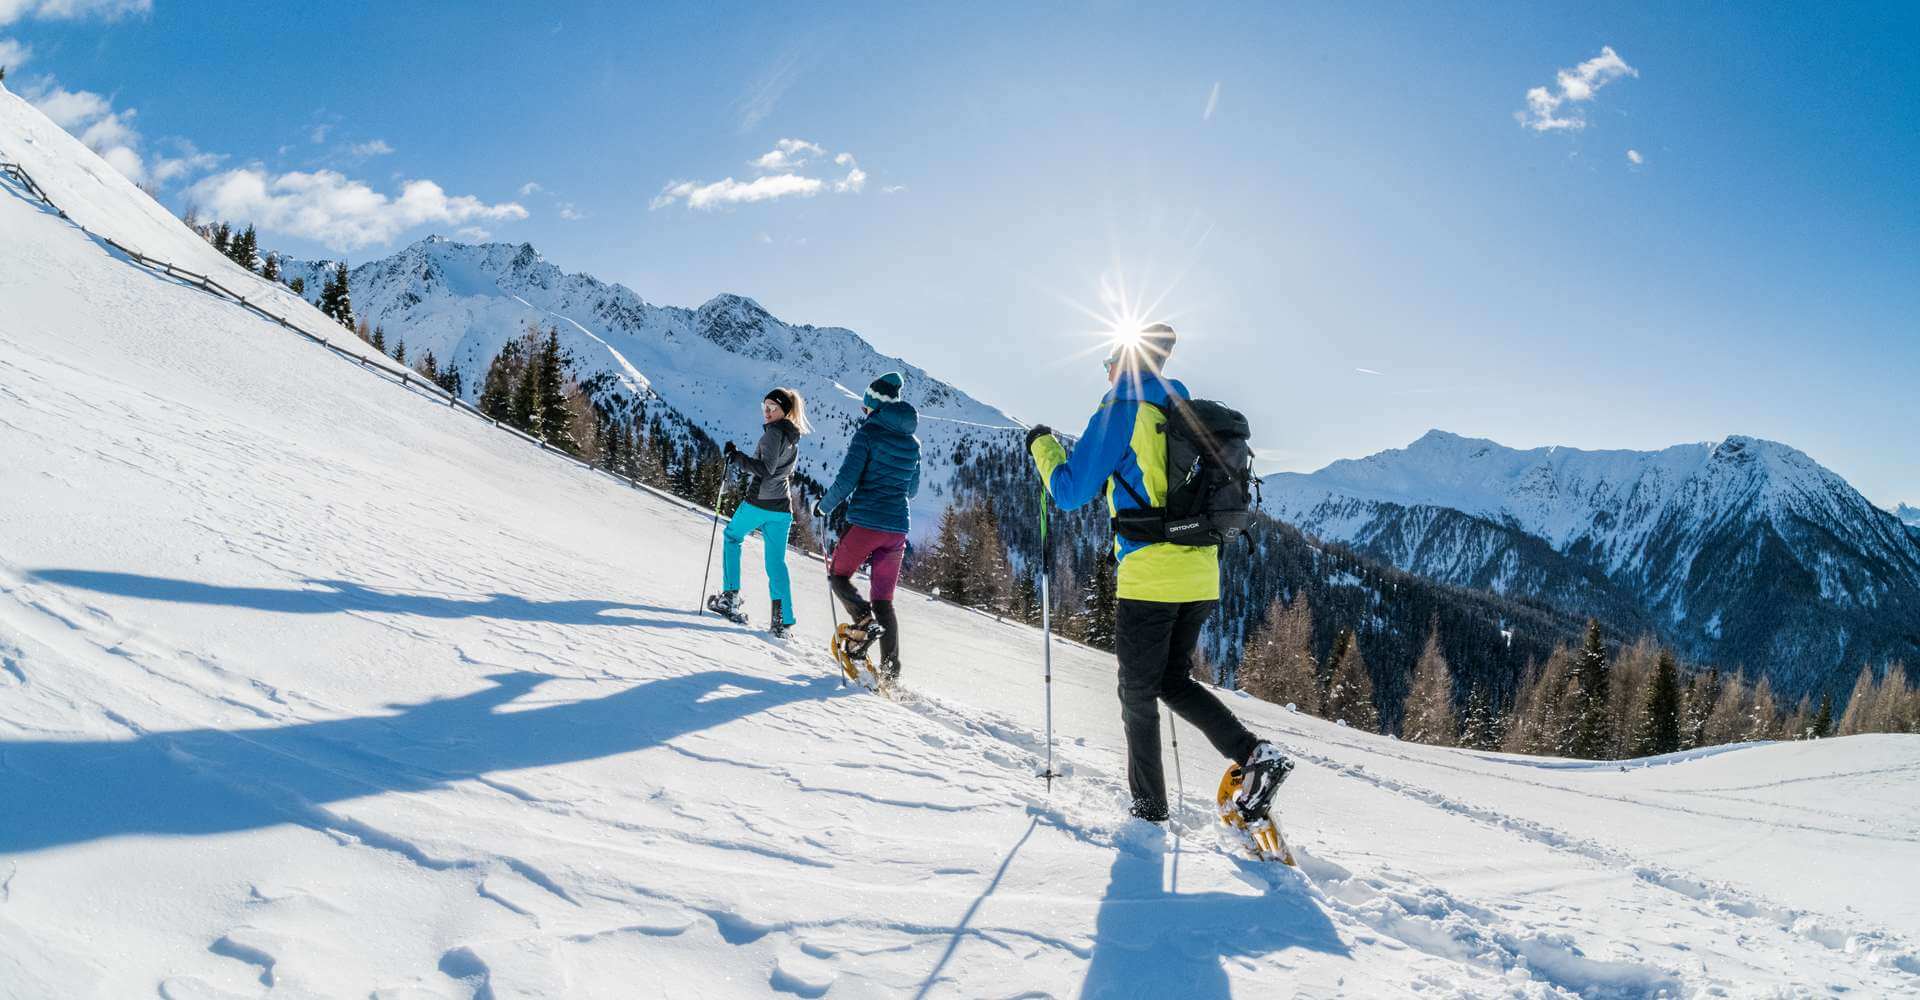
[811,500,826,518]
[723,441,738,457]
[1024,424,1053,450]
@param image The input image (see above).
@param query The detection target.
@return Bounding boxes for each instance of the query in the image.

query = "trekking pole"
[1170,713,1184,891]
[697,467,729,614]
[1038,482,1059,790]
[817,508,843,686]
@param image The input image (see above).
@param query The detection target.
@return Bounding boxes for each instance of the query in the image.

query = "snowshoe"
[1217,741,1296,865]
[706,590,748,625]
[830,615,885,688]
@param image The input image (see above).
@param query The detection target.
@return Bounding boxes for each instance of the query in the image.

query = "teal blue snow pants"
[722,502,795,624]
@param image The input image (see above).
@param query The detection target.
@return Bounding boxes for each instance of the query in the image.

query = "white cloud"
[0,0,149,26]
[455,226,491,241]
[881,184,907,195]
[651,173,824,211]
[25,83,151,182]
[1626,148,1644,165]
[0,36,31,67]
[348,139,395,158]
[1203,81,1220,121]
[149,140,223,184]
[1517,45,1637,132]
[1355,367,1383,376]
[185,168,527,251]
[309,123,332,144]
[753,137,825,171]
[557,202,584,221]
[518,181,544,196]
[658,143,873,211]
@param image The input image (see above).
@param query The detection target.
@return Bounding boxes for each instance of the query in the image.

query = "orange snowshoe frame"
[1217,764,1296,866]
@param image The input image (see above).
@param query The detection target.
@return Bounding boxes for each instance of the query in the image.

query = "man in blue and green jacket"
[1025,324,1284,823]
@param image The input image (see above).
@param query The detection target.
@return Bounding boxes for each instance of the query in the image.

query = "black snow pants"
[1115,599,1259,819]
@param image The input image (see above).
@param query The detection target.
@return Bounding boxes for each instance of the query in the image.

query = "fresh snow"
[1900,503,1920,529]
[5,84,1920,998]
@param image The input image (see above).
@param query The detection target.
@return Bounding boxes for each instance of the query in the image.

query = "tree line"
[907,469,1919,758]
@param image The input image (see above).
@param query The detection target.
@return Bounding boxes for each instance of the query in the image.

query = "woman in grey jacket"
[706,388,809,637]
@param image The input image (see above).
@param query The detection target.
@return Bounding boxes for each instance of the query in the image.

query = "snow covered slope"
[287,238,1021,539]
[5,84,1920,998]
[1264,430,1920,698]
[1900,503,1920,529]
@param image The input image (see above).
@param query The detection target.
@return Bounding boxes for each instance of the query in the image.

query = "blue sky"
[5,2,1916,505]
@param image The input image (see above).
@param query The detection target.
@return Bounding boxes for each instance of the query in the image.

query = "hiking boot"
[706,590,747,624]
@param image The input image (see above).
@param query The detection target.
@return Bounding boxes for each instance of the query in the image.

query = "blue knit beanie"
[864,371,904,410]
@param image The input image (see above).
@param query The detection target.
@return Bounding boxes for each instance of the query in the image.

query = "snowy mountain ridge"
[287,236,1022,537]
[1900,503,1920,529]
[1264,430,1920,696]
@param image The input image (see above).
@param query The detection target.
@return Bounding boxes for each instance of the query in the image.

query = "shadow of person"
[1079,832,1348,999]
[28,569,728,631]
[0,669,833,855]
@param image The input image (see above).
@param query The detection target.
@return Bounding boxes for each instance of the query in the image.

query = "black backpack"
[1111,397,1258,548]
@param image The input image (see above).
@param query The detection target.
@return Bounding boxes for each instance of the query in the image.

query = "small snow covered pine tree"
[1810,692,1834,738]
[261,252,280,281]
[1400,626,1457,746]
[533,328,578,455]
[1569,619,1613,759]
[1633,650,1683,757]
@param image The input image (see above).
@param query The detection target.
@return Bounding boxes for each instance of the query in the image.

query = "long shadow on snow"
[1079,837,1347,999]
[30,569,725,630]
[0,669,830,855]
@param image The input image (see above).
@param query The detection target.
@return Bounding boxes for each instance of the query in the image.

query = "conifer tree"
[1838,664,1878,736]
[1013,571,1039,626]
[1461,684,1500,750]
[212,221,232,255]
[229,225,259,271]
[437,362,463,397]
[1745,676,1779,742]
[393,338,407,365]
[1082,552,1118,650]
[532,327,579,454]
[930,506,969,605]
[1701,672,1751,746]
[479,338,524,422]
[288,275,305,296]
[1324,630,1380,732]
[371,326,387,354]
[261,252,280,281]
[1237,598,1288,706]
[416,350,440,382]
[1634,649,1683,757]
[1810,692,1834,739]
[1401,626,1457,746]
[964,498,1015,614]
[1570,619,1613,759]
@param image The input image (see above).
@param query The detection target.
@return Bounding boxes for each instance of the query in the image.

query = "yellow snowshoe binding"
[831,617,884,687]
[1217,742,1297,865]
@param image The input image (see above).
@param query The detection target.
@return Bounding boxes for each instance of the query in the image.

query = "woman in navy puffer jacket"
[813,372,922,681]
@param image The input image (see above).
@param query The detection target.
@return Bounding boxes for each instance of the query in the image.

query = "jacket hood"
[1106,373,1190,408]
[866,400,918,436]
